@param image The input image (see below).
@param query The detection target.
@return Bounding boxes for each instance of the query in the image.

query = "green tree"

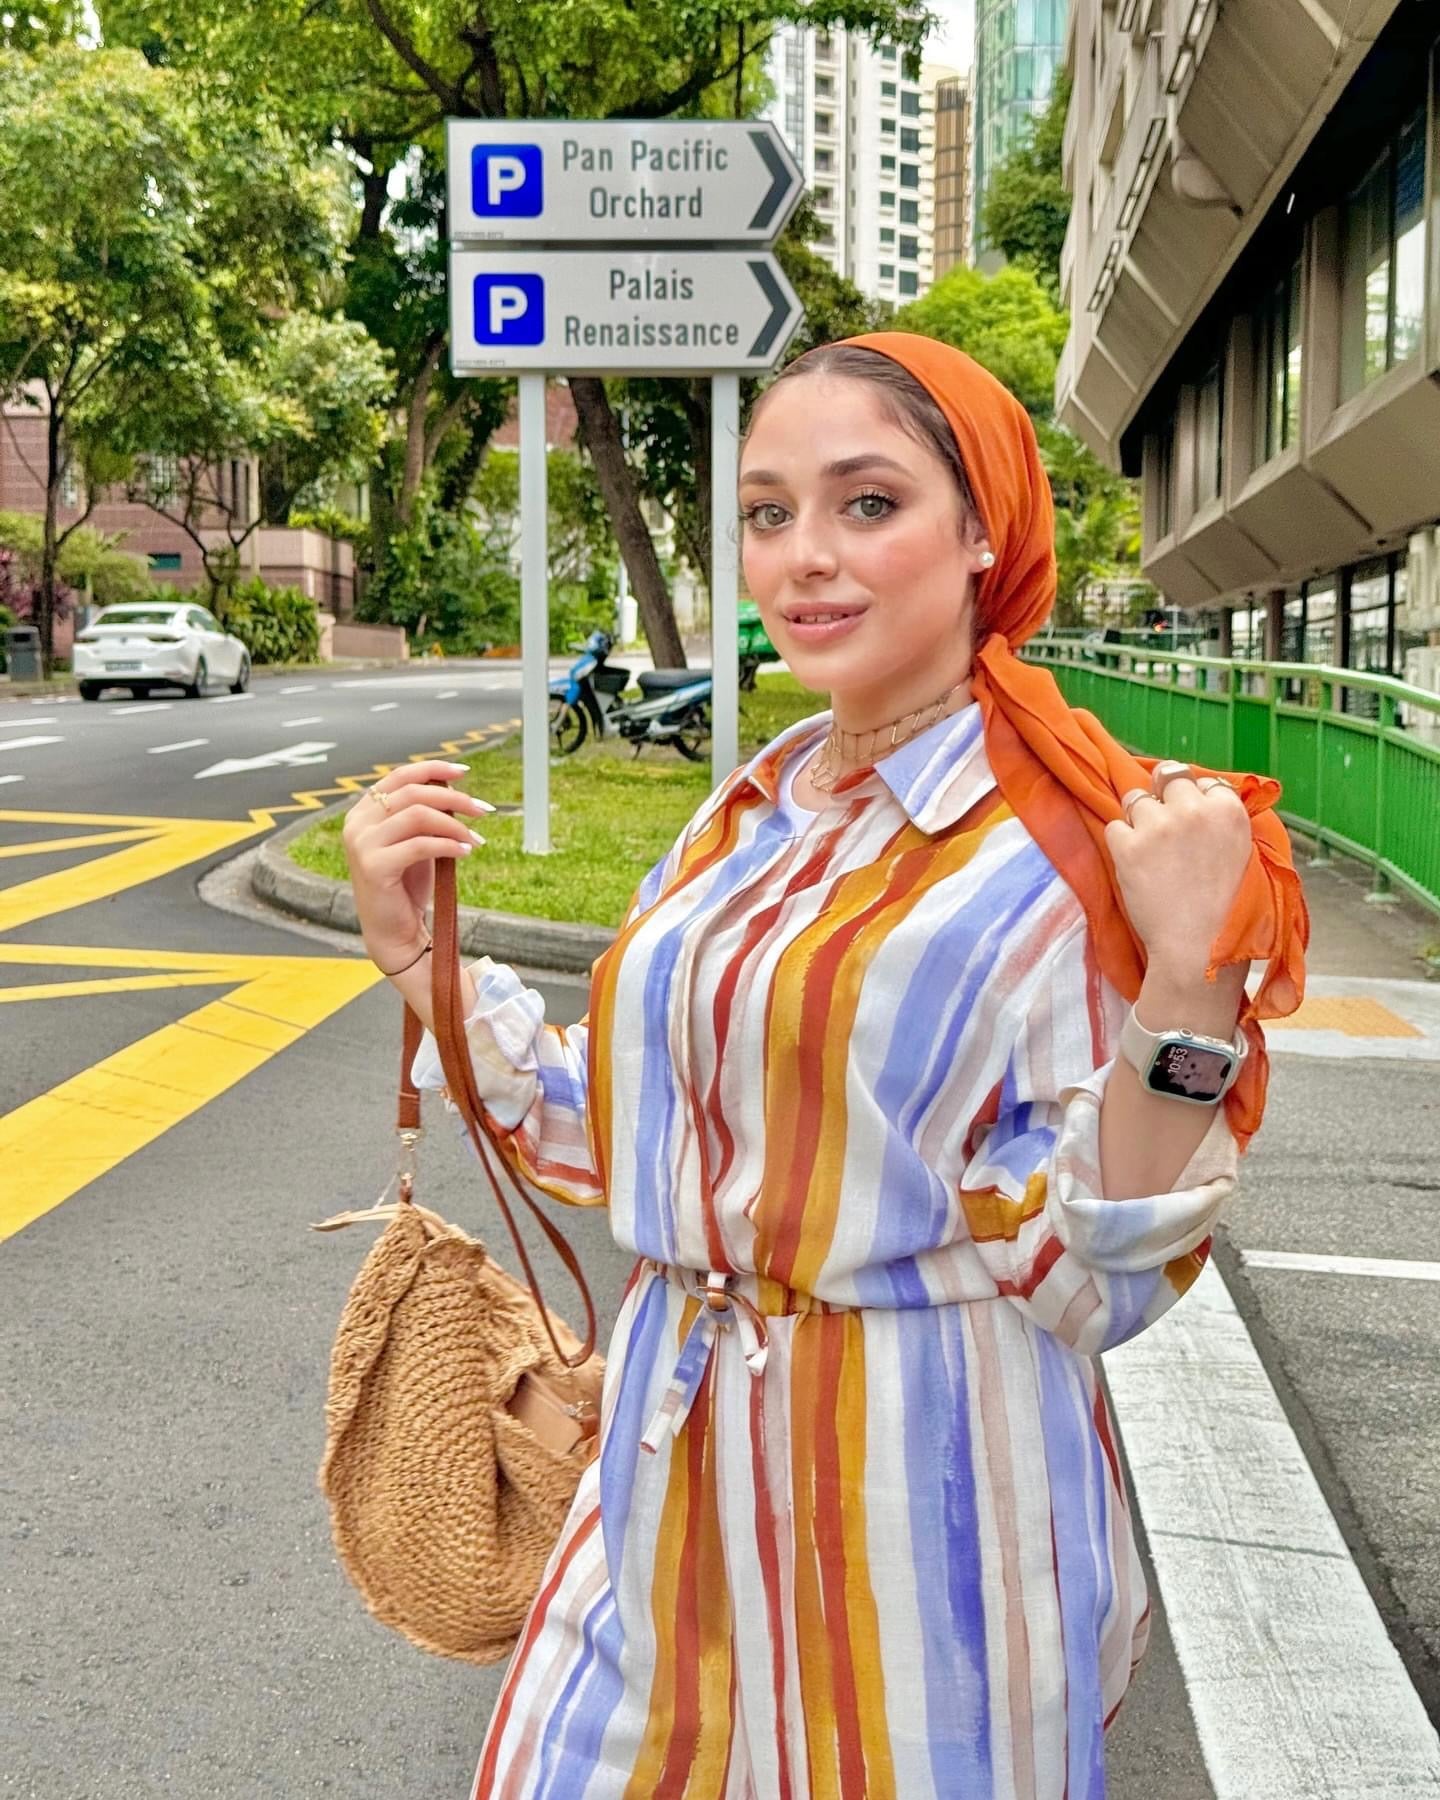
[98,0,929,666]
[980,70,1071,293]
[895,263,1070,417]
[0,44,349,666]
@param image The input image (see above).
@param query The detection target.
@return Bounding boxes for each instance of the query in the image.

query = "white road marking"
[194,740,335,779]
[147,738,211,756]
[369,701,399,712]
[0,774,24,785]
[1,717,55,727]
[1242,1250,1440,1283]
[436,689,459,699]
[0,736,62,753]
[112,702,172,716]
[1105,1260,1440,1796]
[278,684,317,695]
[205,692,254,704]
[281,716,324,728]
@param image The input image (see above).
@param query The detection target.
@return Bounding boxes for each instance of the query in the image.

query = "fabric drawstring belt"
[639,1263,772,1455]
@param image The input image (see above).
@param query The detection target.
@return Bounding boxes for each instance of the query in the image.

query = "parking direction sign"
[446,120,803,245]
[450,249,803,374]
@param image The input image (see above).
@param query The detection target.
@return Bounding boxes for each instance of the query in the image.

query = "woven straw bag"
[312,858,605,1665]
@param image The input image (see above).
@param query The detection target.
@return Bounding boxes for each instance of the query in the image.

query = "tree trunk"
[570,376,685,669]
[38,404,62,675]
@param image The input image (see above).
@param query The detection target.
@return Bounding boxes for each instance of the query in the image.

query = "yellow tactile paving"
[1266,997,1423,1038]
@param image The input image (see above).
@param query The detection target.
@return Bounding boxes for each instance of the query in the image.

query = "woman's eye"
[848,491,896,522]
[745,503,789,530]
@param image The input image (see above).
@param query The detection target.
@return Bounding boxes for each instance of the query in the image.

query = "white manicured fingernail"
[468,830,486,845]
[471,798,497,813]
[443,761,468,772]
[458,842,472,855]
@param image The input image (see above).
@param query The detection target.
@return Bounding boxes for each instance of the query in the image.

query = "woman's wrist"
[365,926,430,978]
[1137,956,1248,1039]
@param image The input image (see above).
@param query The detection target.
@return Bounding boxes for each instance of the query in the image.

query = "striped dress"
[413,702,1239,1800]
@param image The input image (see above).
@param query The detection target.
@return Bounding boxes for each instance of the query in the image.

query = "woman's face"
[739,374,990,724]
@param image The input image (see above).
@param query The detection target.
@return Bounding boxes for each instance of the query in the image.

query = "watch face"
[1146,1041,1233,1102]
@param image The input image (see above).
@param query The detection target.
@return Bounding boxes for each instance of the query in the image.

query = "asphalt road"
[2,662,1436,1796]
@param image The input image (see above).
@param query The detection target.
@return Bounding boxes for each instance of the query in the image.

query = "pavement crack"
[1147,1526,1349,1563]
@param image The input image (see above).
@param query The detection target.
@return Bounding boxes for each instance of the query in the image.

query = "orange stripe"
[959,1169,1050,1243]
[811,1317,869,1798]
[749,1361,797,1800]
[790,1321,841,1798]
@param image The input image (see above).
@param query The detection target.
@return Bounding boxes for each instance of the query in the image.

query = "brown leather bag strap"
[401,856,598,1369]
[399,1007,422,1132]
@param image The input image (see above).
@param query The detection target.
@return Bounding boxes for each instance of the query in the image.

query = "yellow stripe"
[0,957,382,1241]
[959,1169,1051,1245]
[686,1391,734,1797]
[0,828,164,860]
[837,1314,897,1798]
[0,973,239,1004]
[790,1322,841,1800]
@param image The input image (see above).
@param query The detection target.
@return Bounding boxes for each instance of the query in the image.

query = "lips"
[781,604,868,625]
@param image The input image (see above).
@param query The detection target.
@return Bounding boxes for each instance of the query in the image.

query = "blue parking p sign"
[471,144,542,217]
[472,273,545,347]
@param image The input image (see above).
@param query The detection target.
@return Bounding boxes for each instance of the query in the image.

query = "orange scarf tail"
[974,640,1309,1149]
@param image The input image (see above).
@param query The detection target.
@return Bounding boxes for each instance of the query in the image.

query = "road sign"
[450,249,802,375]
[446,120,802,246]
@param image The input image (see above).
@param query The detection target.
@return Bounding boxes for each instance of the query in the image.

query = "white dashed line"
[281,716,324,728]
[436,689,459,699]
[0,773,24,785]
[278,684,317,695]
[369,702,399,712]
[112,702,172,716]
[205,692,254,704]
[1,717,55,727]
[147,738,211,756]
[1106,1260,1440,1796]
[0,735,62,753]
[1241,1250,1440,1283]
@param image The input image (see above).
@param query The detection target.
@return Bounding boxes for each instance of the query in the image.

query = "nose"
[781,506,839,582]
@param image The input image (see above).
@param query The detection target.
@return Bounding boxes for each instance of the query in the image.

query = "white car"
[73,602,251,701]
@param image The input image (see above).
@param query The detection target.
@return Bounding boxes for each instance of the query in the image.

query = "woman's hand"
[341,759,495,973]
[1103,761,1254,985]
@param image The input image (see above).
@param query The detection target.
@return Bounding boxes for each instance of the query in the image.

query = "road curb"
[252,798,617,978]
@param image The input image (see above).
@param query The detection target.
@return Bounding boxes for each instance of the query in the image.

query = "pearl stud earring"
[978,550,996,568]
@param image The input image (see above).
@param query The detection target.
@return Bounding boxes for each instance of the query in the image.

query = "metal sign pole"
[519,372,550,855]
[709,373,740,782]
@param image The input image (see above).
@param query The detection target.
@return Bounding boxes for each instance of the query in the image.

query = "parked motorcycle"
[548,629,713,762]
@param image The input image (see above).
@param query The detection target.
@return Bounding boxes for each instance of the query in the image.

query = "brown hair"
[747,344,985,534]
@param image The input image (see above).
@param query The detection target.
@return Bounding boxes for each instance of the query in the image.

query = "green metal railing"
[1021,639,1440,919]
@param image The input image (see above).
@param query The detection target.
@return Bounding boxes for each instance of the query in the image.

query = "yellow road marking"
[0,955,384,1241]
[0,827,163,860]
[0,973,244,1004]
[1267,996,1423,1038]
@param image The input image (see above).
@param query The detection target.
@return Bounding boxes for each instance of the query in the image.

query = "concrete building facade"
[932,73,973,278]
[973,0,1070,256]
[1056,0,1440,696]
[764,25,946,305]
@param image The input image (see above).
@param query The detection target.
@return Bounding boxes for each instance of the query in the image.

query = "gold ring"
[1197,776,1237,795]
[369,788,392,812]
[1152,760,1195,796]
[1120,786,1162,825]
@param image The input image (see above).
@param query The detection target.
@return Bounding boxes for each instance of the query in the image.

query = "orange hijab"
[843,331,1308,1151]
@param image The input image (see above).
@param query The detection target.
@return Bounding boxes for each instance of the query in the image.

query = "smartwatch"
[1119,1005,1248,1106]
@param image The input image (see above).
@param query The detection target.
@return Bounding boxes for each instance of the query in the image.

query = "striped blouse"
[414,700,1239,1800]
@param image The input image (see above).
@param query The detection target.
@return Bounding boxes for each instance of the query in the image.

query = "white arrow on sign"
[449,249,803,375]
[193,740,336,780]
[445,119,802,246]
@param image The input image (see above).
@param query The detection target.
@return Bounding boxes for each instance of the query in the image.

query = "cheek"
[740,533,778,602]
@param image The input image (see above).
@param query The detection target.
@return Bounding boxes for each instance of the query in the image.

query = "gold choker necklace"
[810,681,966,793]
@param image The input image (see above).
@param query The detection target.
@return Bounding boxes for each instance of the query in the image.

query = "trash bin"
[4,625,41,681]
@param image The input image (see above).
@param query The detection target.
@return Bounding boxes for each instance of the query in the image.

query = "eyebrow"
[738,453,911,487]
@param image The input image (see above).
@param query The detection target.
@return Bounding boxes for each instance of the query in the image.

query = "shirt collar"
[737,701,997,836]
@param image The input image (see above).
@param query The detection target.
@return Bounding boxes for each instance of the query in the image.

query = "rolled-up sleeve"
[958,915,1239,1356]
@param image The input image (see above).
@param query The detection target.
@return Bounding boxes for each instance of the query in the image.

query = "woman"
[342,334,1307,1799]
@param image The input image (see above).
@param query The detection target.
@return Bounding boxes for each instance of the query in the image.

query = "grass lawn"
[287,670,824,928]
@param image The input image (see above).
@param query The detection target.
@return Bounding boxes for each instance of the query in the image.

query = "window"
[899,235,919,261]
[146,454,179,500]
[879,227,895,245]
[901,90,921,117]
[814,184,833,207]
[881,117,897,136]
[899,270,919,296]
[1193,357,1224,510]
[815,148,833,172]
[816,31,834,56]
[900,198,920,225]
[1254,255,1302,466]
[148,552,183,572]
[1345,557,1392,705]
[879,263,896,280]
[815,110,833,135]
[880,44,897,62]
[59,460,83,507]
[880,191,896,209]
[880,155,896,173]
[187,609,212,633]
[899,162,920,190]
[1340,103,1427,398]
[881,81,897,99]
[1304,580,1337,667]
[815,74,834,97]
[900,127,921,154]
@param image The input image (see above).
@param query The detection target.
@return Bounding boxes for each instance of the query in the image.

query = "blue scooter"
[549,628,713,762]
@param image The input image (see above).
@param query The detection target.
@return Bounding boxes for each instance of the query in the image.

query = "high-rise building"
[1057,0,1440,681]
[764,26,946,306]
[932,72,972,277]
[973,0,1069,256]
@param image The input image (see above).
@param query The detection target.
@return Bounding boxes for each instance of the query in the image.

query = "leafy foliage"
[211,578,320,664]
[895,264,1070,417]
[980,71,1071,294]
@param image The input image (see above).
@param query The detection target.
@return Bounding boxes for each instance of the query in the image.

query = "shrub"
[214,578,320,664]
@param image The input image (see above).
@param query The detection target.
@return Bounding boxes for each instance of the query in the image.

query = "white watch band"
[1119,1003,1247,1091]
